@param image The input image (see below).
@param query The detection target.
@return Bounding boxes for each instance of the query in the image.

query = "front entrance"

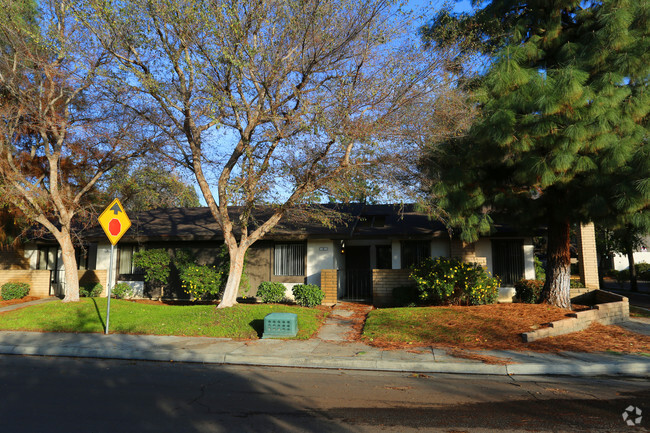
[492,239,524,285]
[343,246,372,301]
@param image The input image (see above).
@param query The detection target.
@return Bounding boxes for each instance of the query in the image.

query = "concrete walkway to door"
[315,303,373,341]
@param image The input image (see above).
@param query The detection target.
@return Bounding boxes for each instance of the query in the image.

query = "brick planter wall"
[521,290,629,342]
[320,269,338,305]
[372,269,413,306]
[0,270,52,297]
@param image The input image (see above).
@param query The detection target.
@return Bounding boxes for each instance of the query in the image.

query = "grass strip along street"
[0,299,327,339]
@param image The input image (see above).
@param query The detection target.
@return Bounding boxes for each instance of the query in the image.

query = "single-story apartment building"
[3,203,546,305]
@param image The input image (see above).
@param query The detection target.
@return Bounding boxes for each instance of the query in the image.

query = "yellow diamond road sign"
[98,199,131,245]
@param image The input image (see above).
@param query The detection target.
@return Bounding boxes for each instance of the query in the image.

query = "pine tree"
[423,0,649,307]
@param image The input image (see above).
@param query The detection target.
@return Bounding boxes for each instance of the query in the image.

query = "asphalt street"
[1,355,648,432]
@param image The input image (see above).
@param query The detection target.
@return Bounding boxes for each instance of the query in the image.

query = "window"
[117,245,142,276]
[76,246,89,270]
[401,241,430,269]
[37,246,58,270]
[274,243,305,276]
[491,239,524,285]
[376,245,392,269]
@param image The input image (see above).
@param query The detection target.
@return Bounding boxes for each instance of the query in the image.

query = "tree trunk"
[625,239,638,292]
[541,219,571,308]
[217,245,247,308]
[58,232,80,302]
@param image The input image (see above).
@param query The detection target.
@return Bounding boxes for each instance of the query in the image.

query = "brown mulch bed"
[360,303,650,354]
[0,296,42,308]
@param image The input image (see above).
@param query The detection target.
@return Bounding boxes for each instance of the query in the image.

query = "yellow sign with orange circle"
[98,199,131,245]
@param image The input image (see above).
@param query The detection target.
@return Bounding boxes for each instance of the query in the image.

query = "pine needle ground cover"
[362,304,650,354]
[0,299,327,339]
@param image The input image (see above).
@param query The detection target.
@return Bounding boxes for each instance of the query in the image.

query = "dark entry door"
[344,246,372,300]
[491,239,524,285]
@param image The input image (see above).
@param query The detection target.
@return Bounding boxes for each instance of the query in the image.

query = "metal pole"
[105,244,114,335]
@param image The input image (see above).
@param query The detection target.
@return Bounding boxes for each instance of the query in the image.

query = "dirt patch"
[446,348,514,365]
[361,303,650,354]
[0,296,42,308]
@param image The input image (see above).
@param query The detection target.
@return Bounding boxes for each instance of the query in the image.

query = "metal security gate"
[491,239,524,285]
[344,269,372,300]
[343,246,372,301]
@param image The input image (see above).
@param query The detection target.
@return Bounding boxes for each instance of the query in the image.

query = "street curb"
[1,344,649,377]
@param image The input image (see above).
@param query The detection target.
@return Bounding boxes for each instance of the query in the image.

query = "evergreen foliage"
[1,282,30,300]
[256,282,287,304]
[423,0,650,307]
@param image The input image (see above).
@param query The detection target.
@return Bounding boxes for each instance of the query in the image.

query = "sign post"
[98,199,131,335]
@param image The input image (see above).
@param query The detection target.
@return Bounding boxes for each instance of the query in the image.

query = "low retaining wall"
[372,269,412,307]
[521,290,629,343]
[0,270,51,297]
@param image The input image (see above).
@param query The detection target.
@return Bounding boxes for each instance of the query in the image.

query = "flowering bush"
[409,257,499,306]
[180,264,224,300]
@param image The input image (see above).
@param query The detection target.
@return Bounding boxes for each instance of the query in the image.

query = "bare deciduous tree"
[80,0,472,307]
[0,0,153,301]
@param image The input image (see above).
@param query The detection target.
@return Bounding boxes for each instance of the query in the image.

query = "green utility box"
[262,312,298,338]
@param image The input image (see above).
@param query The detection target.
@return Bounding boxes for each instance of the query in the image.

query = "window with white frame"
[274,243,306,276]
[117,245,143,276]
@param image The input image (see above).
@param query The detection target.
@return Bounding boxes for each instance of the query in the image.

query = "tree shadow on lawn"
[249,319,264,338]
[37,298,135,334]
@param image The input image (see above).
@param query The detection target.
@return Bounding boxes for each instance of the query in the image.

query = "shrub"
[615,269,629,283]
[112,283,134,299]
[636,263,650,281]
[256,281,286,303]
[569,278,585,288]
[392,285,420,307]
[292,284,324,307]
[132,249,171,286]
[79,283,103,298]
[1,282,30,300]
[514,279,544,303]
[534,256,546,281]
[409,257,500,306]
[180,264,224,300]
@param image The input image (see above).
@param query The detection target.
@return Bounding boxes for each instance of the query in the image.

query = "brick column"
[577,222,599,289]
[450,240,487,267]
[320,269,338,305]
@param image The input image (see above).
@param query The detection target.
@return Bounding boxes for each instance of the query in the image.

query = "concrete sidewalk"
[0,299,648,377]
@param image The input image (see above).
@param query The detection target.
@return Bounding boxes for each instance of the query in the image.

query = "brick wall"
[79,270,109,297]
[321,269,338,305]
[0,270,51,297]
[372,269,413,306]
[0,247,29,270]
[521,290,629,342]
[577,222,599,289]
[450,240,487,267]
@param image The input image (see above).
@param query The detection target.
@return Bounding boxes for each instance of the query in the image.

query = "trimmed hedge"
[256,281,286,303]
[1,282,30,300]
[112,283,134,299]
[80,283,103,298]
[292,284,324,307]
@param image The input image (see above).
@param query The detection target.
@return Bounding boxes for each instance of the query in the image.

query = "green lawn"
[0,299,328,339]
[630,306,650,318]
